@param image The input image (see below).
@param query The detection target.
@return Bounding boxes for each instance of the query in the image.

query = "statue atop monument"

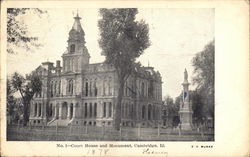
[184,68,188,81]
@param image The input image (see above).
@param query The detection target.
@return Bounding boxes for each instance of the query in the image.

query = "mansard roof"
[68,13,85,43]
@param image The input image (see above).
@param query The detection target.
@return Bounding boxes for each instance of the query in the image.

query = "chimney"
[56,60,61,67]
[55,60,62,75]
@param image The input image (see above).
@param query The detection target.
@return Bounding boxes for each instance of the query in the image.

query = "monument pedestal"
[179,108,193,130]
[179,69,193,130]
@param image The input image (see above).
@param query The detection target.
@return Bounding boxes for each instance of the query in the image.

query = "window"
[85,80,88,96]
[85,103,88,118]
[68,80,73,95]
[58,80,61,94]
[34,103,37,116]
[70,44,75,53]
[148,104,152,120]
[94,103,97,117]
[54,81,57,96]
[142,105,145,119]
[49,103,53,117]
[103,102,106,117]
[90,80,92,96]
[108,102,112,117]
[39,103,42,116]
[50,81,53,97]
[94,79,98,96]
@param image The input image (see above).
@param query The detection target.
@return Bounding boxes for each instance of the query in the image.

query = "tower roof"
[72,13,83,32]
[68,12,85,43]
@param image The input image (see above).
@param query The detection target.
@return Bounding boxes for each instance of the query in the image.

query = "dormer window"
[70,44,75,53]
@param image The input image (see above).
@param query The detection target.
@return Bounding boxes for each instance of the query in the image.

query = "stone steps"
[48,119,70,126]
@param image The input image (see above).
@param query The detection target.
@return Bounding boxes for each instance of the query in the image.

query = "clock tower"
[62,13,90,73]
[179,68,193,130]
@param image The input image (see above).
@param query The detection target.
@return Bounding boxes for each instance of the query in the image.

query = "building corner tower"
[179,68,193,130]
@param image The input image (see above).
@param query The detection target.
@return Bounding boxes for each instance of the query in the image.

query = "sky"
[7,8,214,99]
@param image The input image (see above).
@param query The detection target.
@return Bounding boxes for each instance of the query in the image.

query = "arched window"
[70,44,75,53]
[142,105,145,119]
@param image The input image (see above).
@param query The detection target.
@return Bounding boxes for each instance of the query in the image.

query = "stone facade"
[29,14,162,127]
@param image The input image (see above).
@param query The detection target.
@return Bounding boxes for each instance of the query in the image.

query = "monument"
[179,68,193,130]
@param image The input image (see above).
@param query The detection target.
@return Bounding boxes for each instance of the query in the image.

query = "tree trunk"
[23,101,29,126]
[114,79,125,131]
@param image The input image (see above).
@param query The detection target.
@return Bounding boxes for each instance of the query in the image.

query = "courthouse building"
[29,14,163,127]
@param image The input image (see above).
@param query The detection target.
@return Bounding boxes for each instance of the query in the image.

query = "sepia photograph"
[6,8,214,141]
[1,0,249,157]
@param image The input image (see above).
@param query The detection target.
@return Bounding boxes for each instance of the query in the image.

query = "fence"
[7,124,214,141]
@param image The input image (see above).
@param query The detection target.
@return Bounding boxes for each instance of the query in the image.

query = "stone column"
[89,103,92,118]
[145,105,148,120]
[92,103,95,118]
[54,104,58,119]
[41,103,43,117]
[33,104,36,117]
[97,102,102,118]
[58,103,62,119]
[72,103,76,118]
[67,103,71,119]
[36,104,39,117]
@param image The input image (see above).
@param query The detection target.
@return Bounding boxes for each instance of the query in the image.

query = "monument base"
[180,123,192,130]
